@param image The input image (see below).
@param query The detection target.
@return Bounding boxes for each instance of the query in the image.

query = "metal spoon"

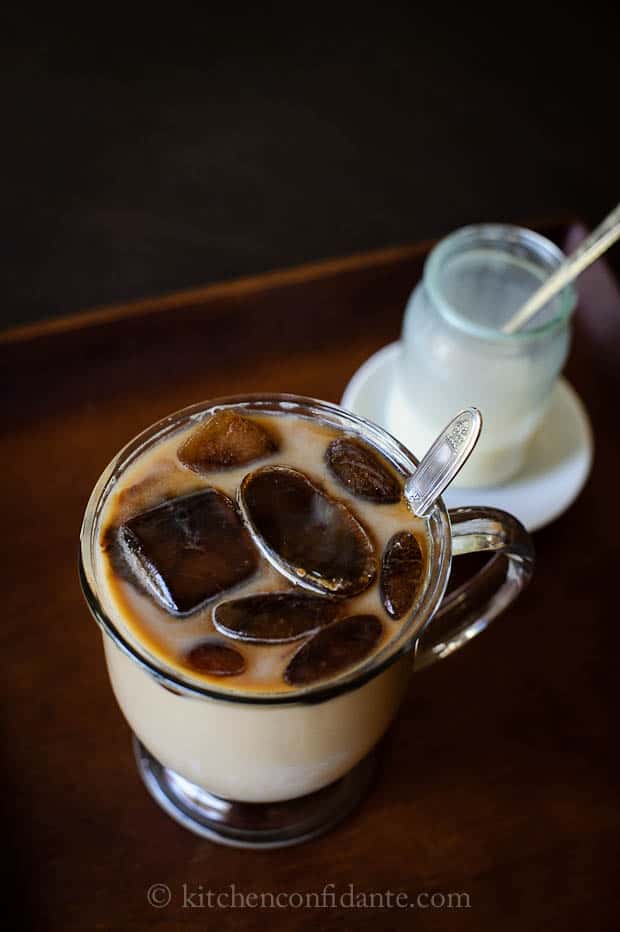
[237,407,482,599]
[502,202,620,334]
[404,407,482,516]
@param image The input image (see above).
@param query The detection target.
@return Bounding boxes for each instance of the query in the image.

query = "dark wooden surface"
[2,222,619,931]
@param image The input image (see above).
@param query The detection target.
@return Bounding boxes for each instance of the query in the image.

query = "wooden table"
[2,220,619,931]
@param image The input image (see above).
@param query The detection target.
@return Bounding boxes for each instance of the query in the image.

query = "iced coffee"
[98,408,429,696]
[81,395,534,842]
[88,400,431,805]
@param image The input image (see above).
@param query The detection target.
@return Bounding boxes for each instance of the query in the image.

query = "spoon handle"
[404,408,482,517]
[502,202,620,334]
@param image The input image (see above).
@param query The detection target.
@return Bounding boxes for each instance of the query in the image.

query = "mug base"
[133,737,378,849]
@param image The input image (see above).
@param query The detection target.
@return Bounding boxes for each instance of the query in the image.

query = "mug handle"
[414,507,535,671]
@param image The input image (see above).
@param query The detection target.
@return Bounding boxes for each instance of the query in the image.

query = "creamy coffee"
[97,409,429,697]
[82,398,532,811]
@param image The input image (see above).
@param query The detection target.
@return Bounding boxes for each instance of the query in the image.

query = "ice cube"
[185,639,246,676]
[178,411,278,474]
[239,466,376,597]
[284,614,382,686]
[213,592,338,643]
[325,437,401,503]
[380,531,424,620]
[107,489,258,614]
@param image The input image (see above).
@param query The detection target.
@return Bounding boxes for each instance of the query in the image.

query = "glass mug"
[79,395,534,848]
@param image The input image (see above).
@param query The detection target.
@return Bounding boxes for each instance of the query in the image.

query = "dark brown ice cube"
[239,466,376,596]
[109,489,258,614]
[178,411,277,474]
[185,639,246,676]
[380,531,425,620]
[325,437,401,503]
[284,614,382,686]
[213,592,338,643]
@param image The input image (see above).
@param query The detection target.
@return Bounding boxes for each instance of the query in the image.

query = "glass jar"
[387,225,577,486]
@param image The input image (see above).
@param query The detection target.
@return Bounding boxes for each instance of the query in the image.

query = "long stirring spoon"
[404,407,482,516]
[502,202,620,334]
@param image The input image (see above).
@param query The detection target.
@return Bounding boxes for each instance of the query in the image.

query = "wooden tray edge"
[0,240,435,347]
[1,213,579,346]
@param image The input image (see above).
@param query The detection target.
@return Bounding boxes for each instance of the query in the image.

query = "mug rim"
[79,393,453,706]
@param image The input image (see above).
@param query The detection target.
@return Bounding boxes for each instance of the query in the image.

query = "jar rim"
[423,224,577,342]
[79,394,452,706]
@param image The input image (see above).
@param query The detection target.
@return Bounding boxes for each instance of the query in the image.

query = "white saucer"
[341,342,594,532]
